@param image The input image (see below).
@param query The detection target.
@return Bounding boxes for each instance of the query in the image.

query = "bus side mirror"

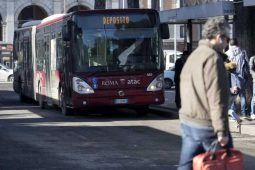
[160,23,170,39]
[63,24,70,41]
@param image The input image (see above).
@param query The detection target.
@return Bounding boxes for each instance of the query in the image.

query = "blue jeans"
[230,86,247,116]
[250,82,255,116]
[228,96,241,121]
[178,123,233,170]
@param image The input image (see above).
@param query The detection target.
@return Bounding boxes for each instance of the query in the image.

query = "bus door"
[23,39,29,89]
[49,37,59,101]
[23,36,33,95]
[44,35,52,101]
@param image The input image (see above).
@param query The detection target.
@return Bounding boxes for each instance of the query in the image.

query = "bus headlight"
[147,74,164,91]
[73,77,94,94]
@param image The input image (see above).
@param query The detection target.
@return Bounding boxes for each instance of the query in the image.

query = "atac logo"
[127,79,140,85]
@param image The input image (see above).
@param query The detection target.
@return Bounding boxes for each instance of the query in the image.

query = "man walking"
[174,51,189,109]
[178,17,232,170]
[226,38,249,118]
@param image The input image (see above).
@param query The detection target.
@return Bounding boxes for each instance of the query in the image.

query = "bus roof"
[36,13,69,29]
[41,14,66,24]
[21,20,41,28]
[36,9,158,29]
[72,8,158,15]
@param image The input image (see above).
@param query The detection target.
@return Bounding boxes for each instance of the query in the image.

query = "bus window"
[56,36,63,70]
[36,39,44,71]
[73,27,161,72]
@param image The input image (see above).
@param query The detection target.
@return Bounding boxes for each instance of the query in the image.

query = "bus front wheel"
[38,86,45,109]
[59,89,72,116]
[19,81,26,102]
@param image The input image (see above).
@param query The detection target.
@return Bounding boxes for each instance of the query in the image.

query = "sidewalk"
[150,102,255,136]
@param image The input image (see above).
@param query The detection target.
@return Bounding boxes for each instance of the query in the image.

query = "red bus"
[13,9,169,115]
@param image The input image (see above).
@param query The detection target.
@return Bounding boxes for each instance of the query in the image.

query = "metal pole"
[174,0,180,61]
[174,24,177,60]
[187,19,193,53]
[159,0,163,11]
[64,0,66,13]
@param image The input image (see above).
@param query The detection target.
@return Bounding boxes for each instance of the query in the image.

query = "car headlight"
[147,74,164,91]
[73,77,94,94]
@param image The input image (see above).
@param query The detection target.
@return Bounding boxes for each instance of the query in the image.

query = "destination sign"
[76,12,157,29]
[103,16,130,25]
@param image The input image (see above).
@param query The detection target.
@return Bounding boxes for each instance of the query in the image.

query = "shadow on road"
[0,88,179,121]
[0,86,254,170]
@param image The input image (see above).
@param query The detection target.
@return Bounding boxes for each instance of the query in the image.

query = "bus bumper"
[71,91,164,108]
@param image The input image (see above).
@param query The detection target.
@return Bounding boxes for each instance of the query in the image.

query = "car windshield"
[73,27,163,73]
[0,64,10,70]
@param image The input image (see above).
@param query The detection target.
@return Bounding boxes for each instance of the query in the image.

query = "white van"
[163,50,183,70]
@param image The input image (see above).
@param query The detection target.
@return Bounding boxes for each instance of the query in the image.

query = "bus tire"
[8,75,14,82]
[61,98,72,116]
[18,81,26,102]
[60,89,72,116]
[38,86,45,109]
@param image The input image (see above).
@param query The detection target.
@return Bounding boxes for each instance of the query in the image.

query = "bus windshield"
[73,27,162,73]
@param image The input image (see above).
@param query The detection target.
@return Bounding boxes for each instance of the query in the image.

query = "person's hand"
[230,86,239,94]
[217,135,229,147]
[224,62,237,70]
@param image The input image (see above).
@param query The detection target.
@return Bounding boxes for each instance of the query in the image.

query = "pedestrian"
[225,38,249,118]
[249,55,255,120]
[174,51,189,109]
[224,57,242,126]
[178,17,233,170]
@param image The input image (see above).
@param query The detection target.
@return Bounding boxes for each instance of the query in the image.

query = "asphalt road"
[0,83,182,170]
[0,83,255,170]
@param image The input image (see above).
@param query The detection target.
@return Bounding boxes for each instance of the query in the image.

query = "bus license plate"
[114,99,128,104]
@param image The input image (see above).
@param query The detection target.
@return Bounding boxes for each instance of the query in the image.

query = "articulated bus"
[13,9,169,115]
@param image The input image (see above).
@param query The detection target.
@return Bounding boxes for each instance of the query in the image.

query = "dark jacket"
[174,58,186,109]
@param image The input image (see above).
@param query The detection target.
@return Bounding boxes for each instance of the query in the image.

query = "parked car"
[164,67,175,89]
[163,50,182,70]
[0,63,13,82]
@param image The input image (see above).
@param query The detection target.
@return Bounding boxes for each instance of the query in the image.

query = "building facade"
[0,0,176,44]
[234,0,255,57]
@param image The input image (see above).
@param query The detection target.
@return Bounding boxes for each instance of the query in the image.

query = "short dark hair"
[229,38,238,46]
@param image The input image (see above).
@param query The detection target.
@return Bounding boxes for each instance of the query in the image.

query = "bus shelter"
[159,1,235,53]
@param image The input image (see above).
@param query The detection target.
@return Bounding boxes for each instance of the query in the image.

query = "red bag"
[193,148,244,170]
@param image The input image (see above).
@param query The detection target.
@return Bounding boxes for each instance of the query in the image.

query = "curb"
[150,105,178,114]
[150,105,255,137]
